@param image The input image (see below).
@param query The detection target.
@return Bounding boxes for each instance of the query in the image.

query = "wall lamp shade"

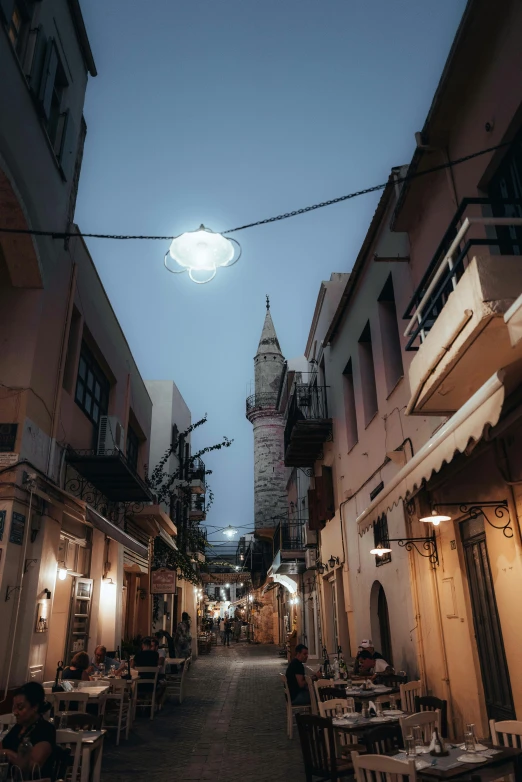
[370,544,393,556]
[57,567,67,581]
[328,555,339,569]
[164,225,241,284]
[419,509,451,525]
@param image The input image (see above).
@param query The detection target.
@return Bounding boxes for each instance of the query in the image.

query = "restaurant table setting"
[392,744,504,773]
[333,706,406,729]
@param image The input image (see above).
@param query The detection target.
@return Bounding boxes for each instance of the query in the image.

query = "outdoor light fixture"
[419,509,451,525]
[239,582,243,587]
[223,525,239,539]
[164,224,241,285]
[370,534,438,566]
[225,583,230,588]
[328,555,339,569]
[369,543,393,556]
[57,567,67,581]
[316,562,326,575]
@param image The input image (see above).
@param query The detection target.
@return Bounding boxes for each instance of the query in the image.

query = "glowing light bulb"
[58,568,67,581]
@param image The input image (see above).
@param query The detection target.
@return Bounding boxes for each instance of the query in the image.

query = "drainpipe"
[1,478,36,704]
[431,556,455,735]
[47,262,77,478]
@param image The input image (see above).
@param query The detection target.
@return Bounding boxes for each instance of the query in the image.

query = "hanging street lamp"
[164,225,241,284]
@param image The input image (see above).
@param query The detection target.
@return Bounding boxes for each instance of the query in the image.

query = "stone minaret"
[246,298,288,538]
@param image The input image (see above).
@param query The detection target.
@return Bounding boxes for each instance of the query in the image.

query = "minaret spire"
[266,294,270,311]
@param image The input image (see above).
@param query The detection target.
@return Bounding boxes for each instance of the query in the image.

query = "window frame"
[126,425,140,473]
[74,343,110,427]
[374,514,392,567]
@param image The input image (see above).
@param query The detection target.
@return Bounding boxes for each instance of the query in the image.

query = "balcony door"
[461,515,515,721]
[488,129,522,254]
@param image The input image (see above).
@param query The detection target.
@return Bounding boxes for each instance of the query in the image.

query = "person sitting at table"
[87,645,124,676]
[62,651,91,682]
[150,637,167,673]
[133,637,159,682]
[285,644,322,706]
[0,681,56,779]
[358,650,393,677]
[354,639,384,674]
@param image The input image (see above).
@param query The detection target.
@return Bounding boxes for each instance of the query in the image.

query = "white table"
[44,685,109,699]
[57,729,105,782]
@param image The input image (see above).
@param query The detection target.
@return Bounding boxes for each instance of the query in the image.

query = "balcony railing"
[246,392,279,417]
[189,493,206,520]
[284,384,332,467]
[65,447,153,503]
[403,198,522,351]
[187,457,206,494]
[273,521,306,558]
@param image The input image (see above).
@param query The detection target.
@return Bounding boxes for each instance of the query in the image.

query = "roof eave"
[68,0,97,77]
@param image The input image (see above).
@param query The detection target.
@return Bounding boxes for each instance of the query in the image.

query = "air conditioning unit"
[304,527,318,547]
[305,548,318,570]
[97,416,125,454]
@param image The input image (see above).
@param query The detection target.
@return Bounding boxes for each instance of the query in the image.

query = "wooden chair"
[280,673,310,740]
[315,681,349,703]
[490,719,522,748]
[415,695,448,737]
[296,714,354,781]
[51,691,89,715]
[133,667,159,720]
[65,713,103,731]
[351,750,416,782]
[363,724,404,755]
[375,674,408,688]
[399,680,423,713]
[305,675,319,715]
[0,713,15,731]
[318,698,359,753]
[104,679,133,745]
[400,709,441,745]
[165,657,190,704]
[56,729,84,782]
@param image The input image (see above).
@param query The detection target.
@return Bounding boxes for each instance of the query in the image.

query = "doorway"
[461,515,515,721]
[370,581,393,664]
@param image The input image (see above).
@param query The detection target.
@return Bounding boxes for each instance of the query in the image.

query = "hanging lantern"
[164,225,241,284]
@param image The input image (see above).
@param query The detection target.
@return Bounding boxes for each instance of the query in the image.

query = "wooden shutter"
[38,39,58,119]
[322,466,335,520]
[308,488,321,531]
[59,109,77,180]
[0,0,15,25]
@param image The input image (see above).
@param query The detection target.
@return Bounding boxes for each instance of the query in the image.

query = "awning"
[357,371,506,534]
[157,526,177,551]
[86,506,149,559]
[129,504,177,536]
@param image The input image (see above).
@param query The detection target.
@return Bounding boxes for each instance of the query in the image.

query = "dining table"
[56,728,106,782]
[333,709,405,737]
[391,744,522,782]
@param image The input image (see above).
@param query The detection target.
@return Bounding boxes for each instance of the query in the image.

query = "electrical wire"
[0,141,510,242]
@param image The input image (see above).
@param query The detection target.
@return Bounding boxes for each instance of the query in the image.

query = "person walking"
[174,612,192,659]
[233,617,241,643]
[224,618,232,647]
[219,617,226,644]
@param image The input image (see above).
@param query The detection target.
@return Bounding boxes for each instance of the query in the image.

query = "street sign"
[151,567,177,594]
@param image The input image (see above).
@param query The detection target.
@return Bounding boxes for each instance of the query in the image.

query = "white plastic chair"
[50,691,89,716]
[56,729,84,782]
[165,657,190,704]
[104,679,133,744]
[280,673,310,740]
[305,675,319,715]
[0,713,15,731]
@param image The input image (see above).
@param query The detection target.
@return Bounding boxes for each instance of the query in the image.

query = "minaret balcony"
[246,392,280,417]
[284,384,332,467]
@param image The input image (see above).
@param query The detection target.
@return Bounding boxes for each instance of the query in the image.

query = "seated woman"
[0,682,56,780]
[62,651,91,682]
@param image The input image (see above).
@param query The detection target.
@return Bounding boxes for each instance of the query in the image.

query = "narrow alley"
[101,644,303,782]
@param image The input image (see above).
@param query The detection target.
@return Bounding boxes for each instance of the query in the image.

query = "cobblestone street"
[101,644,304,782]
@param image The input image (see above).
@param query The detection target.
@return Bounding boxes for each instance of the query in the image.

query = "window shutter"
[27,25,47,94]
[38,39,58,120]
[59,109,77,180]
[308,488,321,531]
[322,466,335,520]
[0,0,15,25]
[315,475,327,523]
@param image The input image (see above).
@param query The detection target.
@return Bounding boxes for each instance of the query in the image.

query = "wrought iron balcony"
[189,493,206,521]
[245,392,279,418]
[284,384,332,467]
[65,447,153,503]
[187,457,206,494]
[272,520,306,575]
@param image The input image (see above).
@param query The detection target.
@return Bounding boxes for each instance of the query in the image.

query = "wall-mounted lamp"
[316,561,326,575]
[418,500,512,538]
[370,532,438,566]
[103,577,115,585]
[57,567,67,581]
[43,588,52,600]
[328,555,339,569]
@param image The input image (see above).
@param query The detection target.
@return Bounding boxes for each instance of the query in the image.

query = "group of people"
[285,638,394,705]
[218,616,241,646]
[0,614,194,780]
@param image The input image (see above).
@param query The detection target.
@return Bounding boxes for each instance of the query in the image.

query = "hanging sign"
[151,568,177,594]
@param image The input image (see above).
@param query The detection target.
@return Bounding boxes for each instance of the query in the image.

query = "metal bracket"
[442,501,512,538]
[5,585,21,602]
[387,533,439,566]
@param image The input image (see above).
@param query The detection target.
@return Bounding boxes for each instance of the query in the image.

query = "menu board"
[151,568,177,594]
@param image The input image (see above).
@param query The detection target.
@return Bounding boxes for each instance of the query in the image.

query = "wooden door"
[377,584,393,666]
[461,516,515,721]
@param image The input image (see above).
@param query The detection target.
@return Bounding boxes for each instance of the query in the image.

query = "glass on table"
[376,701,384,718]
[406,736,416,758]
[335,704,344,719]
[412,725,424,754]
[389,694,397,710]
[346,702,355,716]
[464,731,476,753]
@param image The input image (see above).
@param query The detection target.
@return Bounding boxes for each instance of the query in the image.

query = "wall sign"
[151,568,177,594]
[0,424,17,452]
[9,512,26,545]
[0,453,18,468]
[0,510,5,541]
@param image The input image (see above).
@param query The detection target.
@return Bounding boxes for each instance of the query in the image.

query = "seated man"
[150,637,167,674]
[88,645,123,675]
[354,639,383,674]
[285,643,322,706]
[358,649,393,677]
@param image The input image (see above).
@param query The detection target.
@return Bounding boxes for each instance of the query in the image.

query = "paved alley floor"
[101,643,304,782]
